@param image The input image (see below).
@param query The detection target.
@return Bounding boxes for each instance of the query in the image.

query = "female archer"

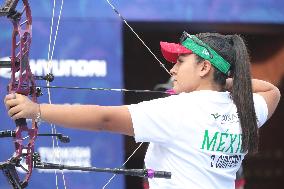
[4,32,281,188]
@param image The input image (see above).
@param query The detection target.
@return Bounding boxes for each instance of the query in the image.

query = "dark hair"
[195,33,258,154]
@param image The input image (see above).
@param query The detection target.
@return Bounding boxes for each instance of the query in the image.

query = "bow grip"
[10,92,27,127]
[15,118,27,127]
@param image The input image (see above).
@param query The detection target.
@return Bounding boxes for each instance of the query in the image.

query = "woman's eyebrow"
[178,54,190,62]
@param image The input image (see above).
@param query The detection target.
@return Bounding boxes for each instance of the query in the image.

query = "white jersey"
[128,90,268,189]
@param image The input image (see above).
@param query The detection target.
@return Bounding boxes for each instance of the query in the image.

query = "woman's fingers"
[9,110,23,120]
[5,98,19,110]
[4,93,36,120]
[7,103,23,119]
[4,93,15,109]
[5,93,24,109]
[5,93,16,101]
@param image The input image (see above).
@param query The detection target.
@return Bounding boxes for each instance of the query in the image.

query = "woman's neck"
[196,80,224,92]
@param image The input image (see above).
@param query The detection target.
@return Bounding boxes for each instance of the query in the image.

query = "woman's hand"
[225,78,233,92]
[4,93,39,120]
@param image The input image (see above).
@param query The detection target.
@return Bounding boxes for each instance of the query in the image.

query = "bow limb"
[0,1,70,188]
[0,1,171,188]
[0,0,37,188]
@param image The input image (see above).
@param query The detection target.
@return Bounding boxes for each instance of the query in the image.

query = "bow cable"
[103,0,172,188]
[45,1,172,188]
[105,0,171,75]
[102,142,143,188]
[47,0,66,188]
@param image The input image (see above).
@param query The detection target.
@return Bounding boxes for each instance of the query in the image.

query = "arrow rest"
[0,0,173,188]
[34,73,55,82]
[33,73,55,97]
[30,87,43,97]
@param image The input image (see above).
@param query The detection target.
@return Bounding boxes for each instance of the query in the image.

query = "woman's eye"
[177,59,183,64]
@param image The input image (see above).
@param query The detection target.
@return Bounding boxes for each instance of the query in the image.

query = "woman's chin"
[172,87,181,94]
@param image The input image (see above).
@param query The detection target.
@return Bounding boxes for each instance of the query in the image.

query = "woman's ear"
[199,60,212,77]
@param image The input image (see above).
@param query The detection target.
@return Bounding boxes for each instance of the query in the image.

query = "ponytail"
[231,35,258,154]
[196,33,259,154]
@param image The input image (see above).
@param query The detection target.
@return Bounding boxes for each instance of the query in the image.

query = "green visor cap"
[181,35,231,75]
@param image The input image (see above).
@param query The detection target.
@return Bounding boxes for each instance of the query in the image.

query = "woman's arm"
[226,78,281,119]
[251,79,281,119]
[4,94,134,136]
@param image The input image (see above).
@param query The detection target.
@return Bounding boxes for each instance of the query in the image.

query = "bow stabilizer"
[0,1,172,188]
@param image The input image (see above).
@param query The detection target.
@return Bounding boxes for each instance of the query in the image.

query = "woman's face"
[170,54,203,93]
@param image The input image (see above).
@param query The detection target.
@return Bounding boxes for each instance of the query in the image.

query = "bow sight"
[0,1,171,188]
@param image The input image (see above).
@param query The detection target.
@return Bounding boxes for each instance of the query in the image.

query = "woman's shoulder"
[179,90,231,102]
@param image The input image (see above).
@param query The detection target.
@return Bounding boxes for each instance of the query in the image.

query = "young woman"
[4,32,281,189]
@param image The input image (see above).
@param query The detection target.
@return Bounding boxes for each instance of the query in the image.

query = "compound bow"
[0,1,171,188]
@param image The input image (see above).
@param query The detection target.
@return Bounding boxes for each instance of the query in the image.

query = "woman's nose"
[170,64,177,75]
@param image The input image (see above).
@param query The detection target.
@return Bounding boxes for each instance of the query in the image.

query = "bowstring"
[47,0,66,189]
[105,0,171,75]
[46,1,172,188]
[102,0,171,188]
[102,142,144,189]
